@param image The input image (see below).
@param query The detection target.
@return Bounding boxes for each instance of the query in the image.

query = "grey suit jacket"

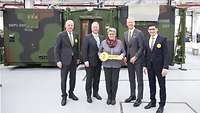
[82,33,104,66]
[123,28,145,64]
[54,31,80,65]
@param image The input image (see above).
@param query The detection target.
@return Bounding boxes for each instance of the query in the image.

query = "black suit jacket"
[144,35,169,71]
[54,31,80,65]
[82,34,104,66]
[124,28,145,64]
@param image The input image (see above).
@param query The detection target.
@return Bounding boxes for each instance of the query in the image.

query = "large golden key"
[99,52,123,61]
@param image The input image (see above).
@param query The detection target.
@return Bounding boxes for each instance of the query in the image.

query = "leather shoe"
[144,101,156,109]
[106,99,112,105]
[156,106,164,113]
[87,97,92,103]
[61,98,66,106]
[124,96,136,102]
[111,100,116,105]
[93,94,102,100]
[133,99,141,107]
[69,93,79,101]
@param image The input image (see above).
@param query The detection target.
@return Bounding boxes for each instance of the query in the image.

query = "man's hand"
[130,56,137,64]
[57,61,62,69]
[123,57,127,64]
[84,61,89,67]
[143,67,148,75]
[119,54,124,60]
[161,68,169,77]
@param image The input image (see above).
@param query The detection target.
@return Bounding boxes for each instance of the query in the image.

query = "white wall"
[128,4,159,21]
[192,11,200,42]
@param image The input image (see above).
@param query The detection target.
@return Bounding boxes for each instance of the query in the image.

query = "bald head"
[126,17,135,30]
[91,21,99,34]
[65,20,74,32]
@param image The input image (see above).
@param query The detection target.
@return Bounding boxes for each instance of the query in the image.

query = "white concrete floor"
[0,51,200,113]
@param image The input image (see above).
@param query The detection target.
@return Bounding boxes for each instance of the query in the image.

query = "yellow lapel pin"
[157,43,161,48]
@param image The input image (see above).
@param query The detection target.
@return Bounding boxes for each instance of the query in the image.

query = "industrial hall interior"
[0,0,200,113]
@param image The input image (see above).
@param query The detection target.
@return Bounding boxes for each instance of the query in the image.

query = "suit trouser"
[85,64,101,98]
[61,57,77,98]
[147,62,166,107]
[104,67,120,100]
[127,61,143,100]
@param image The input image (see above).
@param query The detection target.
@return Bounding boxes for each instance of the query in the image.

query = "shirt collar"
[67,31,73,35]
[92,32,99,38]
[129,27,135,33]
[153,34,158,39]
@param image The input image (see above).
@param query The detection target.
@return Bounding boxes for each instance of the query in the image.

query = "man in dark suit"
[82,21,104,103]
[123,18,145,107]
[144,23,169,113]
[54,20,80,106]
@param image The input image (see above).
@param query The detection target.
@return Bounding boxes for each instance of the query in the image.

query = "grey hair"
[65,20,74,25]
[127,17,135,21]
[107,27,117,34]
[91,21,99,28]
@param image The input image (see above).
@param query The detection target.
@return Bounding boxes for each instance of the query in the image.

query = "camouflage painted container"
[3,5,181,66]
[3,7,128,66]
[3,9,62,66]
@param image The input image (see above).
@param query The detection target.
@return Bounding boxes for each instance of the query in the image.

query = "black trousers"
[61,57,77,98]
[104,67,120,100]
[148,62,166,107]
[85,64,101,98]
[127,61,143,100]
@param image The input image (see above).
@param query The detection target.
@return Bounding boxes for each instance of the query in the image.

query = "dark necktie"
[128,31,131,42]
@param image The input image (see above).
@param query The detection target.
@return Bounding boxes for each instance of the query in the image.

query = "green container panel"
[3,9,62,66]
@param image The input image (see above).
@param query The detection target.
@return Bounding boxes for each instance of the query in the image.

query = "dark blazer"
[54,31,80,65]
[82,34,104,66]
[144,35,169,71]
[124,28,145,64]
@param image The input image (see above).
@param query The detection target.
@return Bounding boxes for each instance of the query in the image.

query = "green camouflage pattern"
[3,9,62,66]
[3,5,183,66]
